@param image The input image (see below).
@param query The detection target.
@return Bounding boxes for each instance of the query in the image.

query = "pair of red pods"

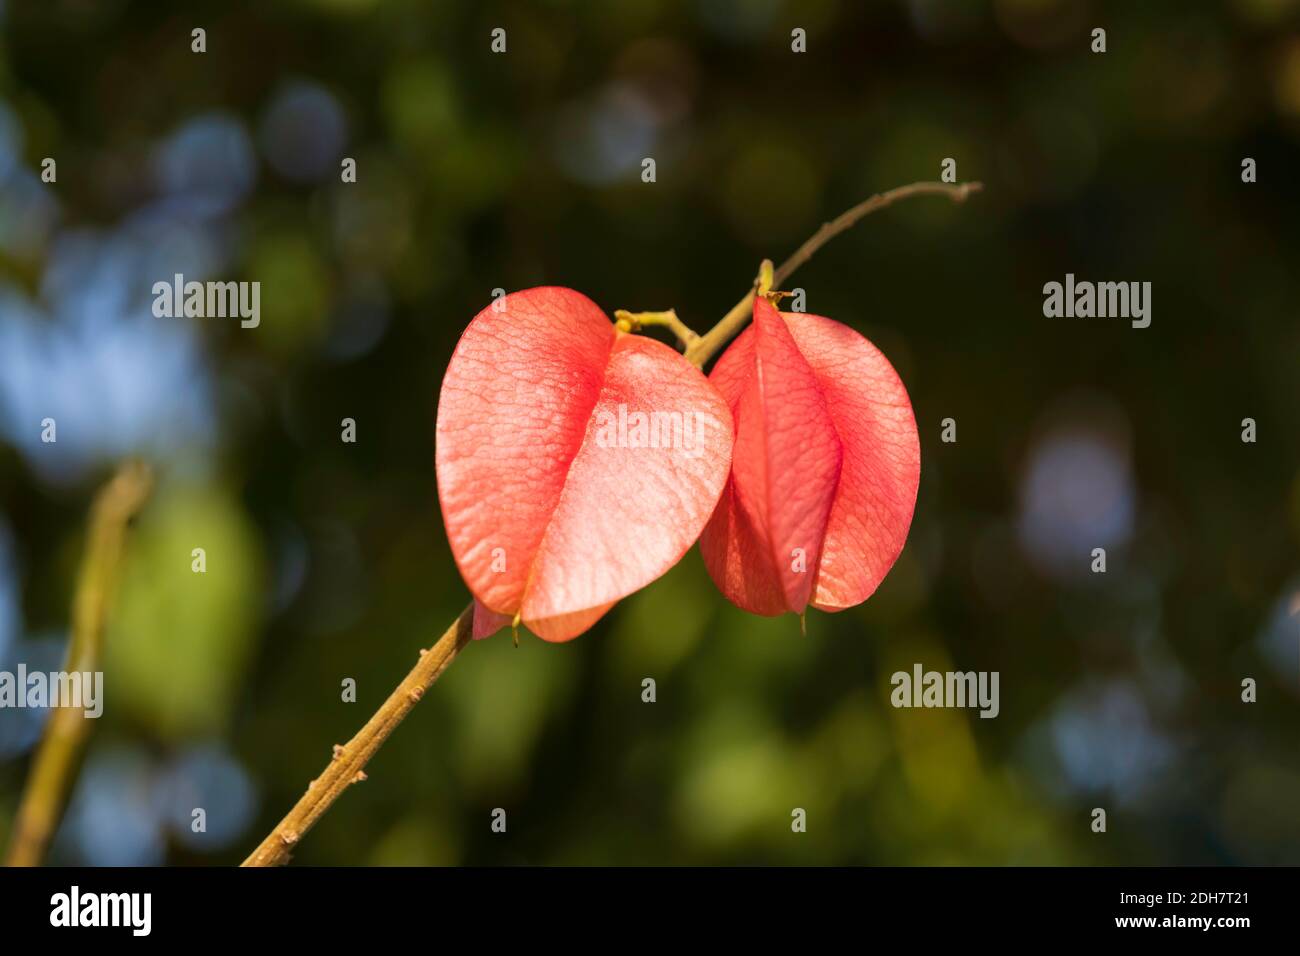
[435,286,920,641]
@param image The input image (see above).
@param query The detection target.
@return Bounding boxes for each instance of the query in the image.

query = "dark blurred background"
[1,0,1298,865]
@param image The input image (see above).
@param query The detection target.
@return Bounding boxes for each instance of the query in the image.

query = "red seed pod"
[700,295,920,617]
[437,287,734,642]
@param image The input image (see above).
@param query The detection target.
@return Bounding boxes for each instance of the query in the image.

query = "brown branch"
[240,178,983,866]
[3,460,154,867]
[685,180,982,368]
[241,604,473,866]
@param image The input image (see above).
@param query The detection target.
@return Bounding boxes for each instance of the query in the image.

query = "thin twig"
[685,180,982,367]
[3,460,154,867]
[613,308,700,349]
[241,604,473,866]
[240,179,982,866]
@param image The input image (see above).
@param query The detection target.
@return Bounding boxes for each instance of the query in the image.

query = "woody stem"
[685,179,982,367]
[241,604,473,866]
[3,461,153,868]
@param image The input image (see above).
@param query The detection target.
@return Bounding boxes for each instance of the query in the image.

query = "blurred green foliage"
[106,483,265,740]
